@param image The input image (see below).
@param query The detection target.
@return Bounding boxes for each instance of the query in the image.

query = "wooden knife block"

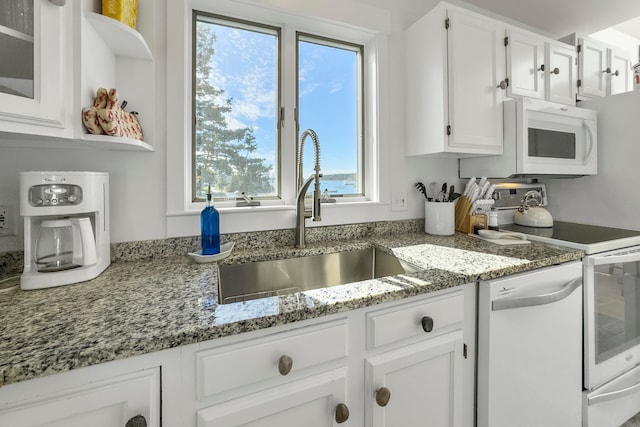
[454,196,487,234]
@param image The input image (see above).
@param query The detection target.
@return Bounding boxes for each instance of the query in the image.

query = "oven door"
[584,246,640,390]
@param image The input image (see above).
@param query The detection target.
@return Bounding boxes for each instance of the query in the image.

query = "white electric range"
[493,182,640,427]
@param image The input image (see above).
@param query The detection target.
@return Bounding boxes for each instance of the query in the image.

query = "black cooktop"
[500,221,640,245]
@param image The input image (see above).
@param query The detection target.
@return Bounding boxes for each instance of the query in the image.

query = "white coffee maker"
[20,171,110,290]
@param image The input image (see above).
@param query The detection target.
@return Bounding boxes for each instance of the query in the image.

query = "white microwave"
[460,98,597,178]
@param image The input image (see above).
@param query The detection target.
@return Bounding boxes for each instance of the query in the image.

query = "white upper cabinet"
[578,37,632,98]
[0,0,154,151]
[506,29,545,100]
[405,3,505,157]
[547,41,577,105]
[609,48,632,95]
[506,28,576,106]
[0,0,73,137]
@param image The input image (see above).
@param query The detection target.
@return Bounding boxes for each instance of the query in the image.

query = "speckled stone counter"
[0,230,583,387]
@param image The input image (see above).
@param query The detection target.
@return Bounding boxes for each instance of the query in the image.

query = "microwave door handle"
[583,120,596,163]
[492,277,581,311]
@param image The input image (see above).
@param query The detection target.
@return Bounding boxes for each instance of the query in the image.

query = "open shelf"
[80,133,154,151]
[84,12,152,61]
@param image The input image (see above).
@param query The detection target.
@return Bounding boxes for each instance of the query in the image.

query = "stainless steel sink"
[217,247,420,304]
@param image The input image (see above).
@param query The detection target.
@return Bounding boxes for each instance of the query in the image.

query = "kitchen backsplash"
[0,219,423,277]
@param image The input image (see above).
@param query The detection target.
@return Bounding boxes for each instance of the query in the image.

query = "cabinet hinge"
[504,36,509,47]
[463,343,468,359]
[446,125,451,136]
[445,18,450,29]
[577,44,582,53]
[577,79,582,88]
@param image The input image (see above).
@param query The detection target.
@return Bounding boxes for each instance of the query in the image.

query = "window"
[297,34,364,197]
[193,13,279,201]
[193,11,364,202]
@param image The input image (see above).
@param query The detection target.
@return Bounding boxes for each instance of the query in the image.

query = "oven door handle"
[492,277,581,311]
[590,250,640,266]
[587,378,640,405]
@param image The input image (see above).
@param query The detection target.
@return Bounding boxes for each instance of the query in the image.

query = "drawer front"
[196,320,347,399]
[367,291,464,349]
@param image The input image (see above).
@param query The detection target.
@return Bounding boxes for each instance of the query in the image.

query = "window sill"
[166,200,391,237]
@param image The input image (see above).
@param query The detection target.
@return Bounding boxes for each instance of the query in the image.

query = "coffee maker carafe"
[20,171,110,290]
[35,218,97,272]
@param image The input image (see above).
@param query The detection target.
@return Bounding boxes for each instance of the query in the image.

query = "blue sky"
[204,22,359,180]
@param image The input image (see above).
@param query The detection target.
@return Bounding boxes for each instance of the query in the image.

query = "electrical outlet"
[0,204,16,236]
[391,191,408,211]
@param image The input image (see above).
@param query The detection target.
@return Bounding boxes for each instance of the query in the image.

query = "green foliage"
[194,24,274,200]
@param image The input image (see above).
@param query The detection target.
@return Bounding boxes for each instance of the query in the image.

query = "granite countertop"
[0,231,583,388]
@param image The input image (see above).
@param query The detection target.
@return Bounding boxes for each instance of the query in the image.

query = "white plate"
[188,242,235,263]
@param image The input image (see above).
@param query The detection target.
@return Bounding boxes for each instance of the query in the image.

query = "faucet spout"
[295,129,322,249]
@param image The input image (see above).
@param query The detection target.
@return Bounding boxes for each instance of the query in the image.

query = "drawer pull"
[375,387,391,407]
[125,415,147,427]
[335,403,350,423]
[278,354,293,376]
[421,316,434,332]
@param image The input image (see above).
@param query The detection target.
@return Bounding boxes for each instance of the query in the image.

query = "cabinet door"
[609,48,631,95]
[447,8,504,155]
[0,0,69,132]
[0,368,160,427]
[506,29,545,100]
[578,38,607,97]
[547,41,577,105]
[197,369,348,427]
[365,331,464,427]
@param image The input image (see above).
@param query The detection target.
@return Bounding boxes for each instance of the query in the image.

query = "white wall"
[0,0,459,252]
[543,90,640,231]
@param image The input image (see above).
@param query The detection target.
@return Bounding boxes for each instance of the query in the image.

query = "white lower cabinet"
[364,289,468,427]
[0,367,161,427]
[187,285,474,427]
[365,332,464,427]
[197,368,348,427]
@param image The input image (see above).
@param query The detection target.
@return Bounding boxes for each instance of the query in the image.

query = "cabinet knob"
[603,67,612,74]
[335,403,350,423]
[612,69,620,77]
[125,415,147,427]
[375,387,391,407]
[421,316,434,332]
[496,79,508,90]
[278,354,293,376]
[539,65,559,75]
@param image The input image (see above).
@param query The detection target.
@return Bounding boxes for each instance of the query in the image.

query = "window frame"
[166,0,391,237]
[295,32,366,198]
[192,11,282,202]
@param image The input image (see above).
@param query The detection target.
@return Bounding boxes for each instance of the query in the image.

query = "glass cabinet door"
[0,0,69,133]
[0,1,34,98]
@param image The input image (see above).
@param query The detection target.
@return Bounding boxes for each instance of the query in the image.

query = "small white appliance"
[460,97,597,178]
[20,171,110,290]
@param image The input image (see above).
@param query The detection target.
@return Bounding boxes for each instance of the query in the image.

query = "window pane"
[298,36,363,197]
[194,14,279,201]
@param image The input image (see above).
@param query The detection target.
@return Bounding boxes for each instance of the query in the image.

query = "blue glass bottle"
[201,185,220,255]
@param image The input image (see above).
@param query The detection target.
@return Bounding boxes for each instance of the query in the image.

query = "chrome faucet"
[295,129,322,248]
